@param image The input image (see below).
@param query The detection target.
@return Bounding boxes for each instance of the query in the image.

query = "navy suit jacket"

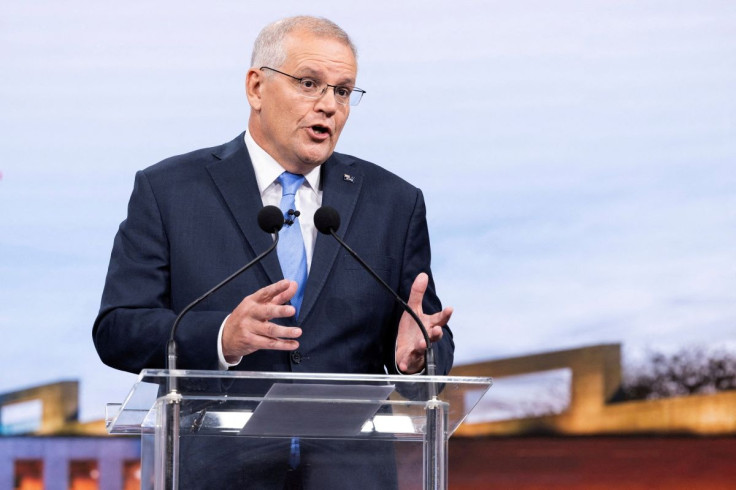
[93,133,454,377]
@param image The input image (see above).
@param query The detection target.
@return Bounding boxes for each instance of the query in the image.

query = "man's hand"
[221,279,302,363]
[395,273,453,374]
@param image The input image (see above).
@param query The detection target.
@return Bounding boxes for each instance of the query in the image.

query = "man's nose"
[314,86,339,113]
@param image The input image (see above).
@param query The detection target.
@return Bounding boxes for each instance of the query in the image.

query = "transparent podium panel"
[106,370,492,490]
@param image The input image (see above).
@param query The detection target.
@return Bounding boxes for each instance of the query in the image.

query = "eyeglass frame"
[260,66,366,106]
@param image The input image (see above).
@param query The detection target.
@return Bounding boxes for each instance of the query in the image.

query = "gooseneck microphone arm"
[314,206,437,377]
[166,205,284,392]
[163,205,284,490]
[316,206,444,490]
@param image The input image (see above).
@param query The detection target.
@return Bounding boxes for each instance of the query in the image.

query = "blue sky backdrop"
[1,1,734,420]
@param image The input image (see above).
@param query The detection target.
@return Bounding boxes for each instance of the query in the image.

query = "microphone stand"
[163,233,280,490]
[320,218,445,489]
[325,228,437,379]
[165,233,279,389]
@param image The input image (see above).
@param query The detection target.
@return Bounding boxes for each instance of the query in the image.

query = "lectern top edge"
[136,368,493,387]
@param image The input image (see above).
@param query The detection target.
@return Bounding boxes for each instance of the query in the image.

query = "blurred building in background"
[0,381,139,490]
[449,344,736,489]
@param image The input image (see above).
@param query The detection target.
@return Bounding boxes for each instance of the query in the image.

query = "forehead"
[281,30,357,83]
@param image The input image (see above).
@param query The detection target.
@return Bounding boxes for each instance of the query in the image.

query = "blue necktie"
[277,171,307,471]
[276,171,308,318]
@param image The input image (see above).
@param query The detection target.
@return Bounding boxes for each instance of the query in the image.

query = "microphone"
[285,209,301,226]
[313,206,437,377]
[166,205,284,391]
[259,205,287,233]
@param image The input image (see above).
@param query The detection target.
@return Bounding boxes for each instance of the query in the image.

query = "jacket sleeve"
[388,188,455,376]
[92,170,226,373]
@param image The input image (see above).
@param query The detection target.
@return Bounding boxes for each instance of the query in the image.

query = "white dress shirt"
[244,131,322,270]
[217,132,323,368]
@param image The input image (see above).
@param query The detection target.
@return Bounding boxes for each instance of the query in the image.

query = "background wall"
[1,1,734,421]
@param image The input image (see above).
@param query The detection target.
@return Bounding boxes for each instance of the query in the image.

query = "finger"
[259,323,302,340]
[269,280,298,305]
[252,322,301,350]
[249,335,300,352]
[235,324,301,353]
[407,273,429,310]
[251,279,294,303]
[428,325,444,342]
[398,352,424,374]
[398,359,411,373]
[254,303,297,322]
[426,306,453,329]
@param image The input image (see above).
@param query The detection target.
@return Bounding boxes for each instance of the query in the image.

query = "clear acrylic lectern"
[106,369,491,490]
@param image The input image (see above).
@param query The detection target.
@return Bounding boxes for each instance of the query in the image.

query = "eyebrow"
[296,68,355,86]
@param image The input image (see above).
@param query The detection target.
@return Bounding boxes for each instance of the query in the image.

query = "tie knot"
[277,172,305,196]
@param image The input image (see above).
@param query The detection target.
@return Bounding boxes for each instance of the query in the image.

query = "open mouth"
[311,124,330,135]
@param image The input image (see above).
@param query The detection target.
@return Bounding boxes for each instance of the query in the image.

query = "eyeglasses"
[260,66,366,106]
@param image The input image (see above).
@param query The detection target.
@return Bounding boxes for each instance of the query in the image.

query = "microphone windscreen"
[314,206,341,234]
[258,205,284,233]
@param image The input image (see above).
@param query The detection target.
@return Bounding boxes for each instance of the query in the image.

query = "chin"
[298,149,332,168]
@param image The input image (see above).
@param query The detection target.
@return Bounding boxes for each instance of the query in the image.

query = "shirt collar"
[244,131,321,195]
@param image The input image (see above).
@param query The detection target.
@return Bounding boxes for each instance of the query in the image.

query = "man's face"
[247,29,357,174]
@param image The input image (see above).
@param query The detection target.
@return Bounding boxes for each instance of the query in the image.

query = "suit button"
[290,351,302,364]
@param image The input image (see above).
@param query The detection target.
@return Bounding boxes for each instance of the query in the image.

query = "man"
[94,16,454,488]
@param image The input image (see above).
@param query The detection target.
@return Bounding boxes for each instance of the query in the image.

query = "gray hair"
[251,16,357,69]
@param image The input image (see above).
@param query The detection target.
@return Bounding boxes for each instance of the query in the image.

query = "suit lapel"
[299,154,363,323]
[205,134,283,285]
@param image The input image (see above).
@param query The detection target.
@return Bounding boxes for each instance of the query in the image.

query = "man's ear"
[245,68,263,111]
